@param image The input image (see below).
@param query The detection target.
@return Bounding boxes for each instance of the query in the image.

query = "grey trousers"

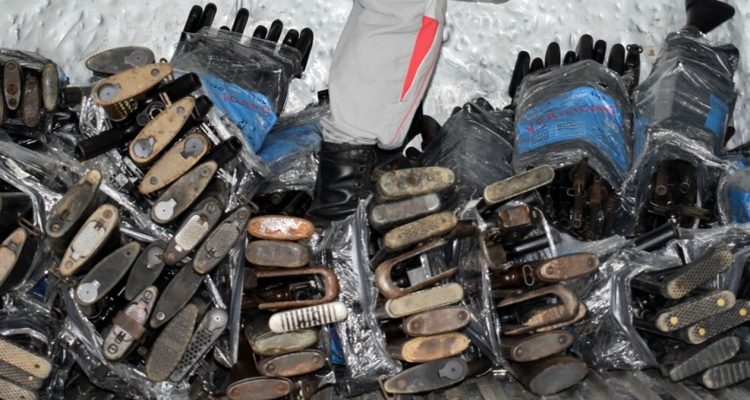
[322,0,448,149]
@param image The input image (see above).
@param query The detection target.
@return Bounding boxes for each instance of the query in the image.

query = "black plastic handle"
[608,44,625,75]
[283,30,300,48]
[593,40,607,64]
[297,28,314,71]
[576,34,594,61]
[544,42,561,68]
[266,20,284,43]
[508,51,530,98]
[183,5,203,34]
[563,51,577,65]
[529,58,544,73]
[232,8,250,33]
[252,25,268,39]
[75,124,141,161]
[199,3,217,29]
[193,95,213,118]
[205,137,242,165]
[159,73,202,103]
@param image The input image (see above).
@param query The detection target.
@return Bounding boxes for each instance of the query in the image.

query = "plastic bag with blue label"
[197,73,277,151]
[513,60,634,190]
[624,27,739,228]
[170,27,303,153]
[632,27,738,157]
[255,103,327,195]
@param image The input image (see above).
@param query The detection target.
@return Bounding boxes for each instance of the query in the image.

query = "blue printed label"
[32,276,47,297]
[258,123,321,163]
[516,86,629,173]
[729,188,750,223]
[330,326,345,365]
[198,74,277,151]
[705,94,728,139]
[633,114,650,158]
[727,156,750,171]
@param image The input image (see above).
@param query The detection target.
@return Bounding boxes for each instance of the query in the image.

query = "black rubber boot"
[307,141,380,225]
[686,0,735,34]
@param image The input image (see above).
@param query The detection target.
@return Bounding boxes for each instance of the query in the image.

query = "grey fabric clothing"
[322,0,448,149]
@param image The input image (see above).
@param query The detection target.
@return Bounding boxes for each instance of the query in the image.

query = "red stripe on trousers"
[400,15,439,101]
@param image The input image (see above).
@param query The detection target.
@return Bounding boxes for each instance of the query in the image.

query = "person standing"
[307,0,448,222]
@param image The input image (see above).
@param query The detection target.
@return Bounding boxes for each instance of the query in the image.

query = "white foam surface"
[2,0,746,146]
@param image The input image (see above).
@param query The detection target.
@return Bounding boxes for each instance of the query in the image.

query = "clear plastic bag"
[0,49,54,71]
[312,198,400,396]
[632,27,739,156]
[513,60,634,190]
[422,100,515,210]
[624,27,740,226]
[717,157,750,224]
[573,225,750,370]
[453,205,504,366]
[171,28,303,153]
[622,128,730,229]
[572,248,677,370]
[0,137,71,225]
[255,104,326,195]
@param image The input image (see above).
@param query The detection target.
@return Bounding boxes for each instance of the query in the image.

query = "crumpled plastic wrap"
[77,96,111,139]
[422,100,514,210]
[191,235,245,370]
[202,97,272,175]
[717,157,750,224]
[57,281,191,399]
[513,60,634,190]
[625,27,739,225]
[171,27,303,154]
[572,249,676,370]
[313,198,400,397]
[573,224,750,370]
[624,129,731,229]
[666,225,750,294]
[453,205,504,366]
[255,104,326,195]
[555,231,631,259]
[0,99,262,398]
[0,49,51,70]
[0,138,70,225]
[172,28,302,115]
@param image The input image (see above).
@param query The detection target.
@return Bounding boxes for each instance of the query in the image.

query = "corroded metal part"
[91,63,173,121]
[58,204,119,277]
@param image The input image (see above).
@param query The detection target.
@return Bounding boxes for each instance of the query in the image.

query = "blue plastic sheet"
[199,74,277,151]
